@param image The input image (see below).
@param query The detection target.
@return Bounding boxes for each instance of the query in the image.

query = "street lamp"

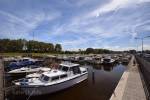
[135,36,150,55]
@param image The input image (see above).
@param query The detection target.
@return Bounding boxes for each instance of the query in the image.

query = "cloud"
[0,0,150,50]
[87,0,150,18]
[0,9,61,39]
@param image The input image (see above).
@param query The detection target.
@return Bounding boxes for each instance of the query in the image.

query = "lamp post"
[135,36,150,55]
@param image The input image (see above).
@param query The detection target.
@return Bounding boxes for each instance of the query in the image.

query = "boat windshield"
[40,74,49,81]
[61,66,69,72]
[43,75,49,81]
[59,65,69,72]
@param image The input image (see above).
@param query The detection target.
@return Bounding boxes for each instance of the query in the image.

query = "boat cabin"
[39,63,83,82]
[40,71,68,82]
[59,63,81,74]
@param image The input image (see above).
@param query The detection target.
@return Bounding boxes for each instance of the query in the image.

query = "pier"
[110,56,146,100]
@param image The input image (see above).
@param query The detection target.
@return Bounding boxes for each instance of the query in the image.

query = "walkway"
[110,56,146,100]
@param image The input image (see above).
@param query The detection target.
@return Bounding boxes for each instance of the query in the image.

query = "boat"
[13,63,88,96]
[7,65,49,76]
[8,57,43,70]
[121,58,129,65]
[101,56,115,64]
[26,67,51,78]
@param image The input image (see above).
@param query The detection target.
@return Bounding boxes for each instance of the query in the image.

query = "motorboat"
[26,67,51,78]
[13,63,88,96]
[8,57,43,70]
[7,65,49,76]
[101,56,115,64]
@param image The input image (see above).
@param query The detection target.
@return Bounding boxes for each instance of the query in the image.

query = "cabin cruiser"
[101,56,115,64]
[8,57,43,70]
[13,63,88,96]
[7,66,50,76]
[26,67,51,78]
[121,58,129,65]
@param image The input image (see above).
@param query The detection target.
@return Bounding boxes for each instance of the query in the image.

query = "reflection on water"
[10,64,126,100]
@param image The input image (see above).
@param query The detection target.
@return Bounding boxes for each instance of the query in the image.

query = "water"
[9,63,126,100]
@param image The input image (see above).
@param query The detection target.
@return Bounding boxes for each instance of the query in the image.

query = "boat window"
[43,75,49,81]
[51,76,59,81]
[40,74,45,79]
[23,59,29,61]
[104,59,110,62]
[60,74,67,78]
[72,66,81,74]
[61,66,69,72]
[82,71,87,73]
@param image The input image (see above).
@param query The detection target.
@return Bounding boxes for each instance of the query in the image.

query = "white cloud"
[0,10,61,39]
[0,0,149,50]
[88,0,150,18]
[91,0,130,17]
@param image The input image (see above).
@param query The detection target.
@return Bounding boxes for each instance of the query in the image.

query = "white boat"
[13,63,88,96]
[26,68,51,78]
[7,66,50,76]
[101,56,115,64]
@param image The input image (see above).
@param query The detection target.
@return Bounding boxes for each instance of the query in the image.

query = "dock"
[110,56,146,100]
[0,59,4,100]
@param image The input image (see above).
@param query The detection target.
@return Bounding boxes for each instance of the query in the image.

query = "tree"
[55,44,62,52]
[0,39,62,53]
[85,48,94,54]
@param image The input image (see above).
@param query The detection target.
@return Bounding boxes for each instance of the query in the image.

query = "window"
[82,71,87,73]
[40,74,45,80]
[51,76,59,81]
[43,75,49,81]
[23,59,29,61]
[72,66,81,74]
[61,66,69,72]
[60,74,67,78]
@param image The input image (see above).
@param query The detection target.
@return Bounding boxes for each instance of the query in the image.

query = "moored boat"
[13,63,88,96]
[101,56,115,64]
[26,67,51,78]
[7,66,49,76]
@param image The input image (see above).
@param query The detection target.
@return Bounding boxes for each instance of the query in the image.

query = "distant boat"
[13,63,88,96]
[121,58,129,65]
[101,56,115,64]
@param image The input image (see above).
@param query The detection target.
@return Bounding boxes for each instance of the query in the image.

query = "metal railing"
[135,55,150,100]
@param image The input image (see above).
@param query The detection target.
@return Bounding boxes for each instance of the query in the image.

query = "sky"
[0,0,150,51]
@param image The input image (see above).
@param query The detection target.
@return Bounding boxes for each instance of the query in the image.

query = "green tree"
[85,48,94,54]
[55,44,62,52]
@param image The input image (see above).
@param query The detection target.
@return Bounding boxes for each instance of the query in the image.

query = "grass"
[0,53,55,57]
[0,53,78,57]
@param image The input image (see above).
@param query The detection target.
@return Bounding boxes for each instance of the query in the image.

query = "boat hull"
[21,73,88,96]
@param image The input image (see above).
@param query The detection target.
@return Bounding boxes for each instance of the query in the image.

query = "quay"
[110,55,146,100]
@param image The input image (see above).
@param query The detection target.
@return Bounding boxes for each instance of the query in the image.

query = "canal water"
[9,63,126,100]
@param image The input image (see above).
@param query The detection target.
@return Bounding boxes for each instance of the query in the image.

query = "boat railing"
[4,85,26,96]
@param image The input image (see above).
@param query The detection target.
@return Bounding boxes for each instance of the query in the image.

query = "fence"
[135,55,150,100]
